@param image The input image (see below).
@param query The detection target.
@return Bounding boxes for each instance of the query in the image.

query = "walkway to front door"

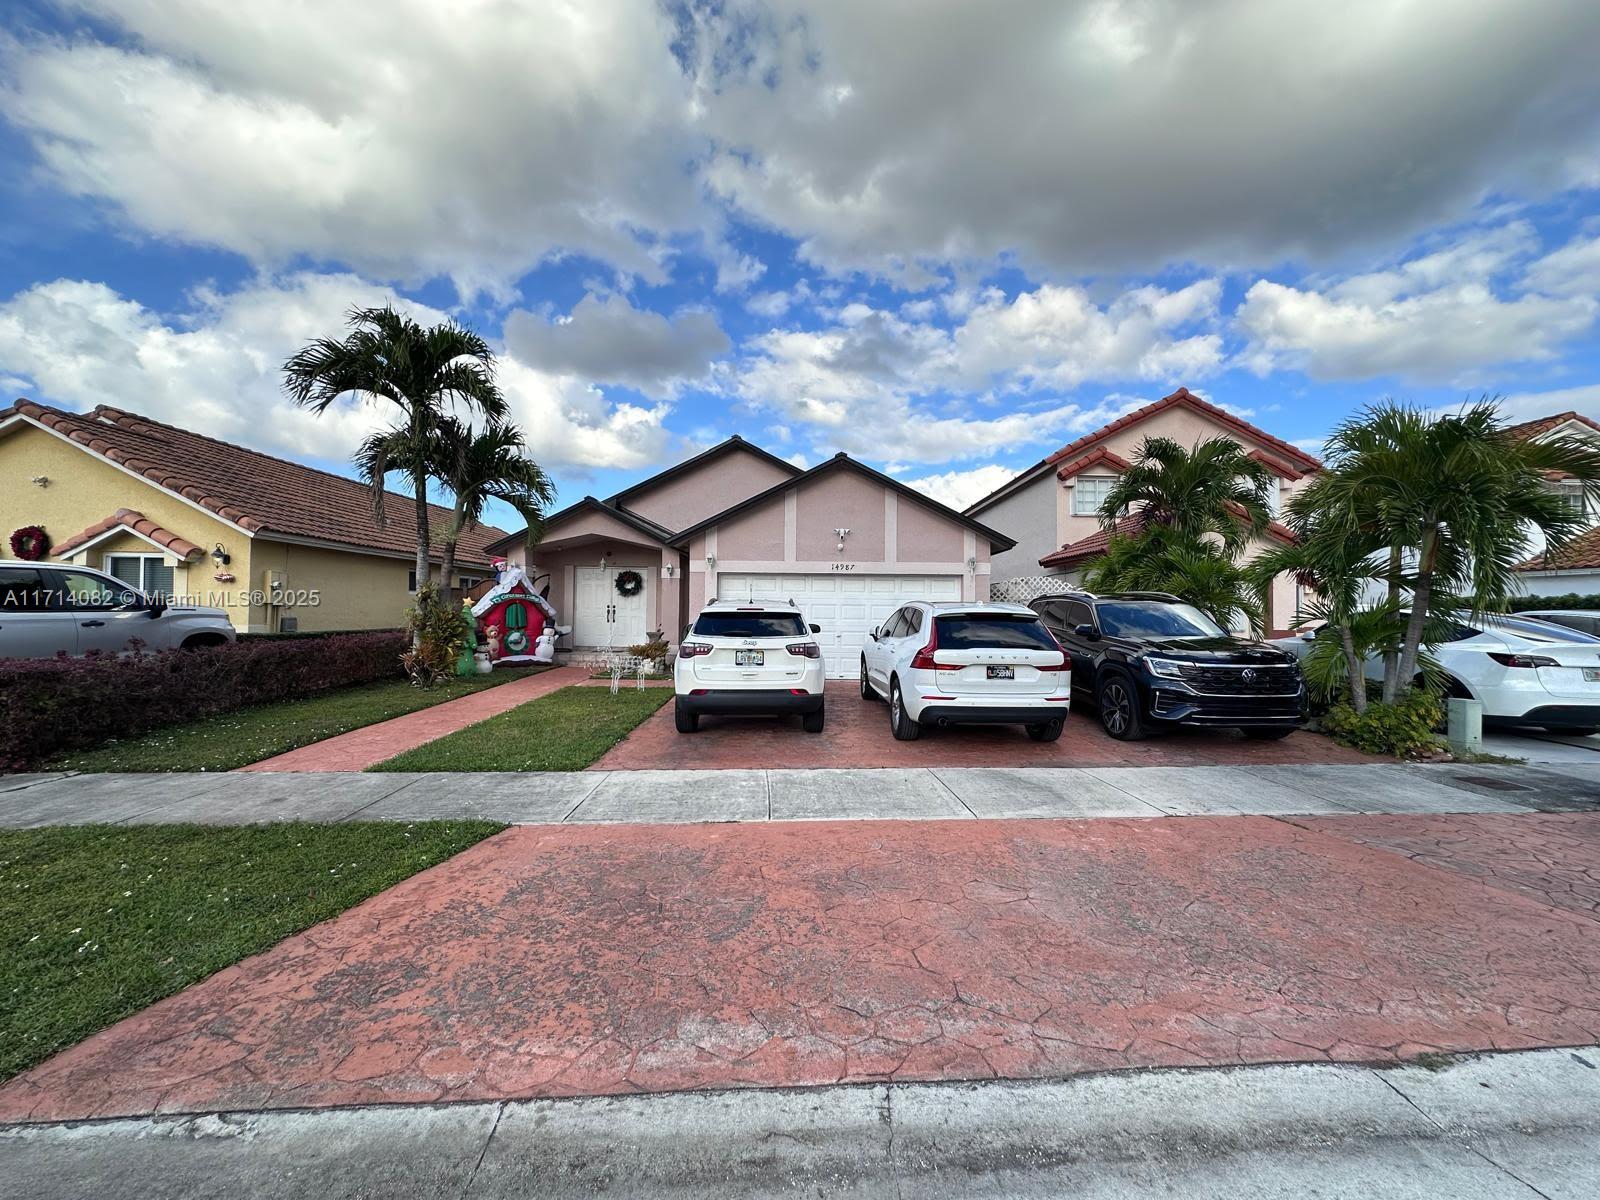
[572,565,648,647]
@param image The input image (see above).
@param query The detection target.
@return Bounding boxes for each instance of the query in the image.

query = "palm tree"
[1306,400,1600,702]
[283,307,508,610]
[427,418,555,604]
[1086,524,1266,635]
[1097,435,1277,553]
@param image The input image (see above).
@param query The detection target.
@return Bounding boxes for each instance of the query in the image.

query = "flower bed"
[0,632,407,771]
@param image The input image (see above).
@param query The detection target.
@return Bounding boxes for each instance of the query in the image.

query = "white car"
[674,600,827,733]
[1274,612,1600,734]
[1513,609,1600,638]
[0,560,235,658]
[860,601,1071,741]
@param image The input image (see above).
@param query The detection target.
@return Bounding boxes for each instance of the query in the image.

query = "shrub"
[0,632,407,771]
[1321,689,1443,758]
[401,584,466,688]
[1502,593,1600,612]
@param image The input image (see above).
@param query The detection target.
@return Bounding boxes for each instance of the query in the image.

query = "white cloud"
[1235,224,1599,382]
[503,293,730,399]
[900,464,1019,510]
[1523,231,1600,297]
[1494,382,1600,427]
[0,273,677,474]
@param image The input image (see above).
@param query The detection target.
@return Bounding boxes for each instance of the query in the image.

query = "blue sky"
[3,1,1600,534]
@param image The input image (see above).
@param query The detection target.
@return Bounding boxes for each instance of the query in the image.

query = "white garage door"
[715,573,963,677]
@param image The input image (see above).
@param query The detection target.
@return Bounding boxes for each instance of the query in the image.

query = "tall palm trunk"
[439,498,466,608]
[1391,526,1438,699]
[1380,541,1403,701]
[411,466,431,648]
[1339,625,1368,714]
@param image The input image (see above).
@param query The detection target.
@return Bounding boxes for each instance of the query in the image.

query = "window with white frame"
[1074,475,1117,516]
[1554,481,1588,517]
[106,554,174,599]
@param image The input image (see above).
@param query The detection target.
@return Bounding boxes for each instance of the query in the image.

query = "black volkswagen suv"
[1029,590,1306,741]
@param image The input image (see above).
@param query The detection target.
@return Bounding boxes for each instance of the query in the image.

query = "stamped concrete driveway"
[5,811,1598,1123]
[592,680,1376,770]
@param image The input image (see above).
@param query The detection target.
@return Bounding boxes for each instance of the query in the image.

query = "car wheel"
[802,706,826,734]
[673,699,699,733]
[1545,726,1600,737]
[860,658,879,701]
[1240,726,1295,740]
[180,635,227,650]
[1026,719,1063,743]
[889,679,921,741]
[1097,674,1145,741]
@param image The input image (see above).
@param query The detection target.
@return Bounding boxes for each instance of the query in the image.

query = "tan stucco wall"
[621,447,793,532]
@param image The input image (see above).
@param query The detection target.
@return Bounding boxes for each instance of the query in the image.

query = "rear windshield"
[693,611,807,638]
[935,614,1058,650]
[1489,614,1600,644]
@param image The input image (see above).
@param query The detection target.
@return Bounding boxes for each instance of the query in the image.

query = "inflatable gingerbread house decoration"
[471,563,560,666]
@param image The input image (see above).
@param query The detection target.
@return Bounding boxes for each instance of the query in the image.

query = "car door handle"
[80,619,106,627]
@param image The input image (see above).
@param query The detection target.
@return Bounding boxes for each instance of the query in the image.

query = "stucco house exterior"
[1512,411,1600,597]
[486,436,1014,677]
[964,388,1323,633]
[0,399,508,633]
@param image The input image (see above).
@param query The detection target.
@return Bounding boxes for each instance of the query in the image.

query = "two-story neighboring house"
[964,388,1323,633]
[1512,411,1600,597]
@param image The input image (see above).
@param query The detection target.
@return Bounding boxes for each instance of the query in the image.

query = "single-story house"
[1511,411,1600,597]
[0,399,508,633]
[963,387,1323,633]
[485,436,1015,677]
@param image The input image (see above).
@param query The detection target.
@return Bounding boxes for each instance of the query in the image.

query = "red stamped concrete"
[591,680,1377,770]
[5,813,1598,1122]
[239,666,584,772]
[1295,813,1600,922]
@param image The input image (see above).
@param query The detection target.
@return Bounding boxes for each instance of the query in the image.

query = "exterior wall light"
[211,543,231,566]
[706,554,716,569]
[834,527,851,553]
[30,476,49,487]
[966,556,977,571]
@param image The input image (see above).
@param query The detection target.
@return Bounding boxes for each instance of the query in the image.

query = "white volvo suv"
[860,601,1071,741]
[673,600,827,733]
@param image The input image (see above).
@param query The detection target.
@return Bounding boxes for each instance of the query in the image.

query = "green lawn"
[369,685,671,772]
[50,668,549,773]
[0,820,504,1079]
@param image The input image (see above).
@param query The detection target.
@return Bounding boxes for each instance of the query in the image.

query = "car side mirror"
[809,623,821,634]
[1074,623,1098,639]
[868,628,879,641]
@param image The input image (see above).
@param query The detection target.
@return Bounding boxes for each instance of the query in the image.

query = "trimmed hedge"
[1,632,407,771]
[1503,594,1600,612]
[238,627,404,642]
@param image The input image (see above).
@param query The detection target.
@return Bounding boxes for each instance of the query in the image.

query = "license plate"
[1584,668,1600,683]
[735,650,764,667]
[987,665,1015,680]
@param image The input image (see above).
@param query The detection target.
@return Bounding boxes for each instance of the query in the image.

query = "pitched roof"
[606,434,802,509]
[484,495,676,555]
[668,452,1017,552]
[52,508,205,561]
[1517,526,1600,572]
[1504,411,1600,442]
[1038,509,1296,570]
[967,387,1322,515]
[1054,447,1133,481]
[2,400,509,566]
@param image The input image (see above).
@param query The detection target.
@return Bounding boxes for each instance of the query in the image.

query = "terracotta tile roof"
[1504,411,1600,442]
[3,400,509,566]
[1247,448,1305,480]
[1044,388,1323,473]
[1038,508,1295,570]
[1054,446,1133,481]
[1517,526,1600,572]
[52,509,205,561]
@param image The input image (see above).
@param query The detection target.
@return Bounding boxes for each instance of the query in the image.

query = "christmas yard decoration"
[470,563,561,667]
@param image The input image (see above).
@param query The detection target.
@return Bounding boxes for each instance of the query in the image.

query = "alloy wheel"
[1102,681,1130,735]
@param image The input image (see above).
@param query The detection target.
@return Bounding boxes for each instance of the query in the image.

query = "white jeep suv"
[674,600,827,733]
[861,601,1070,741]
[0,561,235,658]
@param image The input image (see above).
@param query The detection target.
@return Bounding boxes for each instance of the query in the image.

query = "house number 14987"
[831,562,855,571]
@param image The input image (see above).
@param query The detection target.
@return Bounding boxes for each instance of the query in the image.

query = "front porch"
[528,527,686,655]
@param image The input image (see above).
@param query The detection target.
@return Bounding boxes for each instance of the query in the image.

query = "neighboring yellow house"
[0,400,509,633]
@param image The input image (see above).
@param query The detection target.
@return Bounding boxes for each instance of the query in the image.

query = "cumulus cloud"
[1235,224,1599,382]
[503,293,730,398]
[0,272,677,473]
[1523,231,1600,297]
[696,0,1600,279]
[900,464,1020,511]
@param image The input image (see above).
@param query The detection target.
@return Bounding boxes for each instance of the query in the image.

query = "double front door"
[574,566,648,647]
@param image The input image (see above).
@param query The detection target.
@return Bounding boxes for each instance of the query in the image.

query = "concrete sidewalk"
[4,761,1600,827]
[7,1048,1596,1198]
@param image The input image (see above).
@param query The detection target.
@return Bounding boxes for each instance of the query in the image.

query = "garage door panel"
[717,572,965,677]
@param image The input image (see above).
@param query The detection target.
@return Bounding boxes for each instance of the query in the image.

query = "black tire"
[1097,673,1145,741]
[673,699,699,733]
[1026,719,1064,743]
[889,679,921,741]
[1240,726,1296,740]
[860,658,879,701]
[1545,726,1600,737]
[802,706,826,734]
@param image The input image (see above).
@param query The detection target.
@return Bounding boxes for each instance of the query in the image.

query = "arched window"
[504,602,528,630]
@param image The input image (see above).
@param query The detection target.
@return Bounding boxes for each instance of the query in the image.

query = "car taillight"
[1487,652,1559,669]
[910,620,939,670]
[786,642,821,658]
[679,641,713,658]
